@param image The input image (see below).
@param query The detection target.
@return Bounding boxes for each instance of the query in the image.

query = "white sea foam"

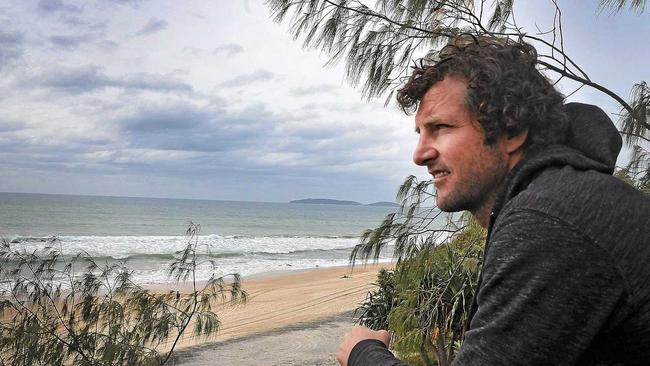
[12,235,360,257]
[125,257,394,284]
[7,235,394,284]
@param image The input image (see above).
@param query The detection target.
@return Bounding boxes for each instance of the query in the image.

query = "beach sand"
[174,311,354,365]
[169,264,389,365]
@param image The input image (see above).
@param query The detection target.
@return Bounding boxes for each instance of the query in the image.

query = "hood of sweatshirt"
[492,102,623,220]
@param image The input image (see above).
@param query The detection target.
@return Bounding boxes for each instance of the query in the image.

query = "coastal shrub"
[615,144,650,194]
[355,268,397,330]
[0,222,246,366]
[388,218,483,366]
[352,176,485,366]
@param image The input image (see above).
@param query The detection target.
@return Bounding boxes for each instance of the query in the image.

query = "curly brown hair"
[397,34,568,148]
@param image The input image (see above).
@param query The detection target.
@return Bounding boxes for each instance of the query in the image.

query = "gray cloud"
[219,69,274,87]
[0,119,26,133]
[121,105,211,133]
[0,46,23,71]
[60,15,109,32]
[28,65,192,93]
[97,39,120,50]
[135,18,168,36]
[290,84,339,96]
[118,102,279,153]
[213,43,244,57]
[0,33,24,71]
[37,0,82,14]
[0,31,24,47]
[0,1,414,202]
[182,47,203,56]
[102,0,149,5]
[49,33,101,50]
[118,73,192,92]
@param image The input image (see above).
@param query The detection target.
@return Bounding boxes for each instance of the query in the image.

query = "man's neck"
[471,137,527,228]
[473,144,527,227]
[471,195,495,228]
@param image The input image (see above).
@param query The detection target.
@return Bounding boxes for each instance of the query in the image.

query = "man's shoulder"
[496,164,650,270]
[497,164,650,305]
[505,164,648,228]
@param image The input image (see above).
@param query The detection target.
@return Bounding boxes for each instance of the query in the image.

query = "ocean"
[0,192,402,284]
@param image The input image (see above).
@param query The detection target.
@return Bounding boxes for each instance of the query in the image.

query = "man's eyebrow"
[415,115,442,133]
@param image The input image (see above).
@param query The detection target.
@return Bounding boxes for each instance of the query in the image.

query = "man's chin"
[435,199,455,212]
[436,205,458,213]
[435,196,467,213]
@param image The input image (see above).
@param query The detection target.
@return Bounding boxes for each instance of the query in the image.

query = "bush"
[388,217,483,366]
[350,176,485,365]
[0,222,246,366]
[355,268,397,331]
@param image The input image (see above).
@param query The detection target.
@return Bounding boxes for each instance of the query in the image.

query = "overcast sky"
[0,1,648,203]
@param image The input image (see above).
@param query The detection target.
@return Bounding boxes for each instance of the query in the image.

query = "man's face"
[413,76,509,215]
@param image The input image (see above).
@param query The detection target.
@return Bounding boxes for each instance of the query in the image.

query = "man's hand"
[337,326,391,366]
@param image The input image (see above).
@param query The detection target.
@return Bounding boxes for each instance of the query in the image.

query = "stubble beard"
[435,147,508,215]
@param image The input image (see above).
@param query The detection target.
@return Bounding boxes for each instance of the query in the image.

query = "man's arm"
[453,208,628,365]
[340,208,627,366]
[337,327,408,366]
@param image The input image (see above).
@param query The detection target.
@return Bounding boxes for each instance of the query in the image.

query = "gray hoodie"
[349,103,650,365]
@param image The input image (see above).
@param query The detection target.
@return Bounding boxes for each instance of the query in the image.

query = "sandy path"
[174,312,354,365]
[167,264,389,352]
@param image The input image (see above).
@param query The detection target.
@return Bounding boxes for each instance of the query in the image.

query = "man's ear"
[505,130,528,154]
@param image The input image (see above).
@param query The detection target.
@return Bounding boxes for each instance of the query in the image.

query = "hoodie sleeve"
[452,208,628,366]
[348,339,411,366]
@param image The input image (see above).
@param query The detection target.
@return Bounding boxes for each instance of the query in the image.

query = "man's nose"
[413,136,438,166]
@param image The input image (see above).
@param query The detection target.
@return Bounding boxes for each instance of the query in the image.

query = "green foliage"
[599,0,646,13]
[266,0,648,140]
[266,0,515,102]
[615,144,650,193]
[355,268,397,330]
[352,176,484,366]
[351,175,464,265]
[620,82,650,145]
[0,222,246,366]
[388,217,483,366]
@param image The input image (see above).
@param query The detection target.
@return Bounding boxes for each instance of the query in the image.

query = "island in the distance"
[290,198,361,205]
[289,199,399,207]
[366,201,400,207]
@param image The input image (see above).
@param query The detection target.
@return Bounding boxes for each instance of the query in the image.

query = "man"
[337,34,650,365]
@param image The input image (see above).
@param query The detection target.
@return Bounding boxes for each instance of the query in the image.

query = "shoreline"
[144,261,391,291]
[163,263,391,353]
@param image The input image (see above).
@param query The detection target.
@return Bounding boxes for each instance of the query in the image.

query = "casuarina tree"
[266,0,647,364]
[0,222,246,366]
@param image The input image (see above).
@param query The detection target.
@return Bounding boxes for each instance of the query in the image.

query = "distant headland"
[366,201,400,207]
[289,198,399,207]
[290,198,361,205]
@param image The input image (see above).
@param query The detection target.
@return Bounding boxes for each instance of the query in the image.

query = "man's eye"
[432,124,450,130]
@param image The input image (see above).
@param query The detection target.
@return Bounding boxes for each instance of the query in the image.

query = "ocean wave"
[5,234,364,258]
[5,234,359,242]
[64,247,357,262]
[202,234,359,240]
[7,236,58,244]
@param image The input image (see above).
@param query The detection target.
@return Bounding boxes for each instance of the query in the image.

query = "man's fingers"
[377,329,391,346]
[337,327,391,366]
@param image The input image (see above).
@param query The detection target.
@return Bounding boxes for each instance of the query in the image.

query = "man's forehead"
[417,78,468,110]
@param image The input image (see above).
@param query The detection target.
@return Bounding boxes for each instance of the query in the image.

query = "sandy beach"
[168,264,389,365]
[174,311,354,365]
